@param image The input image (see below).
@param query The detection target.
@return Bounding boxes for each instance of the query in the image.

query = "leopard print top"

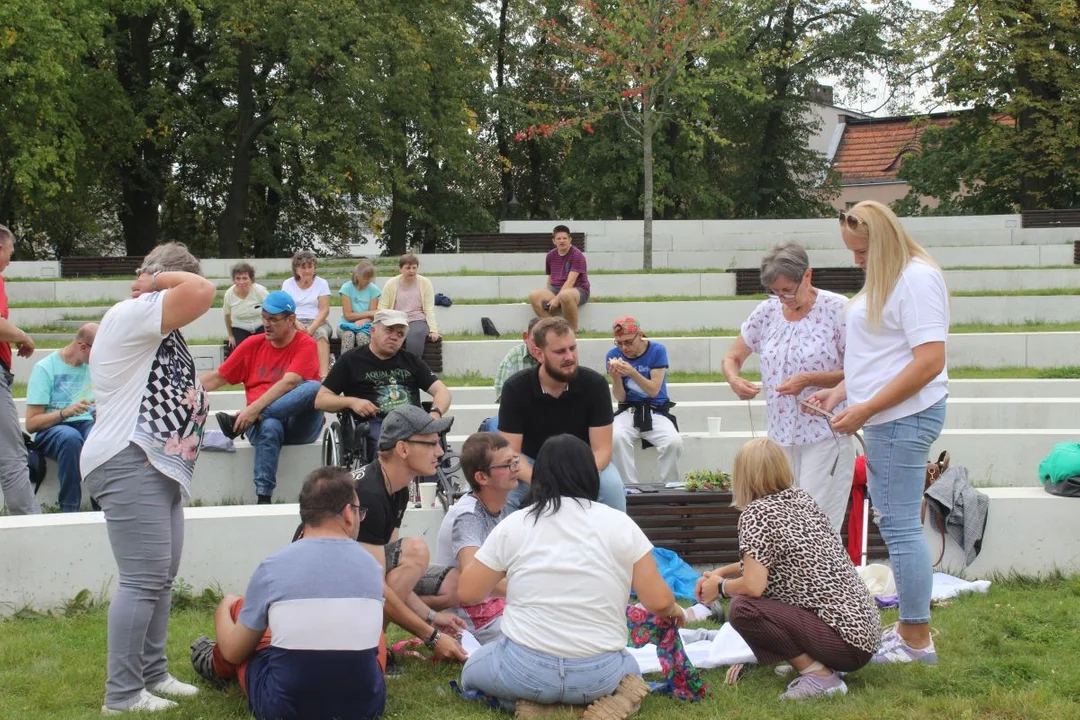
[739,487,881,654]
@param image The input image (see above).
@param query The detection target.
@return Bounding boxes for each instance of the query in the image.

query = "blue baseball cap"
[258,291,296,315]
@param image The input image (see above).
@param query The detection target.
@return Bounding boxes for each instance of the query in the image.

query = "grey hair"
[0,224,13,246]
[759,242,809,290]
[138,242,201,275]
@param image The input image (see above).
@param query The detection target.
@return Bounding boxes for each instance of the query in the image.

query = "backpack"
[24,432,46,493]
[481,317,500,337]
[434,292,453,307]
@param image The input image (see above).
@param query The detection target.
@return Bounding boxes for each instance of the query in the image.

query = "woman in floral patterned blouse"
[722,242,853,531]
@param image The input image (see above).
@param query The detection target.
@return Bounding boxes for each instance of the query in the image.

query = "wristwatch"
[151,271,162,291]
[424,628,442,650]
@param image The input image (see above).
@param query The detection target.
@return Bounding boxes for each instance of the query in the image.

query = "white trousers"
[612,411,683,485]
[783,435,856,533]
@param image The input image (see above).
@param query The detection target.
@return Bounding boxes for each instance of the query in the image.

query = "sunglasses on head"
[838,211,866,231]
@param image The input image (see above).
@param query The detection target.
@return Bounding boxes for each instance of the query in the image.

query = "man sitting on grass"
[433,432,519,643]
[190,467,386,720]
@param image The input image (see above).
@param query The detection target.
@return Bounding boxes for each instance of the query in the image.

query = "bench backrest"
[733,267,865,296]
[457,233,586,254]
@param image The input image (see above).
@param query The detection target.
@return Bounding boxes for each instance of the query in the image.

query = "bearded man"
[496,317,625,512]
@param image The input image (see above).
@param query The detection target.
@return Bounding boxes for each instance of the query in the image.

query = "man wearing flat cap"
[317,309,452,453]
[352,405,468,665]
[606,316,683,485]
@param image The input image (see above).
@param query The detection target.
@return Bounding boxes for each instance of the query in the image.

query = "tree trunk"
[752,0,797,217]
[114,14,164,257]
[495,0,514,216]
[218,41,273,258]
[387,181,409,256]
[642,100,654,270]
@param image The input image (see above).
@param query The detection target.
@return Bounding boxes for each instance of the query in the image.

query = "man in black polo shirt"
[316,309,452,451]
[497,317,626,512]
[352,405,467,665]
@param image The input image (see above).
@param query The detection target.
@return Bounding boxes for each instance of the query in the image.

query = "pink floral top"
[740,290,847,446]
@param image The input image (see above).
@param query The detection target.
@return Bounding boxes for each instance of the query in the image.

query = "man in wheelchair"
[316,309,452,466]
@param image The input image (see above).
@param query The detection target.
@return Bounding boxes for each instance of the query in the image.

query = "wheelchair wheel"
[323,421,342,467]
[435,450,465,511]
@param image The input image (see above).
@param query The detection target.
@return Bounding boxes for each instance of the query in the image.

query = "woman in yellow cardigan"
[377,253,440,356]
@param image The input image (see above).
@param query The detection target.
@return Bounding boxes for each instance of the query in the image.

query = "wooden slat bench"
[626,485,887,567]
[734,267,864,296]
[1021,209,1080,229]
[457,232,586,253]
[60,256,144,278]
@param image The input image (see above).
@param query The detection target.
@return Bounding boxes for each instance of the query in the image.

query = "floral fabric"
[625,606,707,701]
[739,291,847,446]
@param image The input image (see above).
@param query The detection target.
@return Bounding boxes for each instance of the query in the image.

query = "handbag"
[921,450,950,566]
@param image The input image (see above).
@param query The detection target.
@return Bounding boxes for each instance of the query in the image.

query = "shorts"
[298,318,333,342]
[384,539,453,596]
[548,286,589,306]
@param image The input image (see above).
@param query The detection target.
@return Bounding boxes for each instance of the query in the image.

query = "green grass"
[2,575,1079,718]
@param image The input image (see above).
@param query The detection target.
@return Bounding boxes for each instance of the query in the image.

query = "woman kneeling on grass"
[457,434,685,719]
[696,438,881,701]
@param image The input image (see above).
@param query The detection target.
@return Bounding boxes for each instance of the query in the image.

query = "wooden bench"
[733,267,864,296]
[60,256,143,278]
[626,485,887,567]
[1021,209,1080,229]
[457,232,586,253]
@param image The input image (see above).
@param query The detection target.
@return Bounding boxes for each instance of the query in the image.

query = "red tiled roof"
[832,116,956,184]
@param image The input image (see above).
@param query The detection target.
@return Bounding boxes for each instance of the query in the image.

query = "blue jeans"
[35,419,94,512]
[506,455,626,513]
[863,397,947,625]
[246,381,324,497]
[461,635,638,711]
[479,416,498,433]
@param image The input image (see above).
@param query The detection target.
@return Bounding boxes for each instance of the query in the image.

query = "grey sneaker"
[780,672,847,701]
[871,625,938,665]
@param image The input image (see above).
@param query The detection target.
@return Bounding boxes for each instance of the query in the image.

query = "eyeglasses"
[839,211,866,231]
[262,313,291,324]
[614,334,640,348]
[766,275,803,302]
[404,439,440,447]
[484,455,521,472]
[346,503,368,521]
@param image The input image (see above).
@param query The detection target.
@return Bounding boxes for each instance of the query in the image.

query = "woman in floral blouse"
[697,439,880,701]
[721,241,853,531]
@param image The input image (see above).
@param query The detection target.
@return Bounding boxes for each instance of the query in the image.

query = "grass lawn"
[1,576,1078,719]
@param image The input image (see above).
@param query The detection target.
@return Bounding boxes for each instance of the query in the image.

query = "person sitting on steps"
[339,260,381,352]
[223,262,268,351]
[527,225,590,331]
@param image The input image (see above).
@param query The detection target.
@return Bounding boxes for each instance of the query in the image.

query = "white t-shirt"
[223,283,269,332]
[474,499,653,658]
[281,276,331,321]
[80,291,208,495]
[844,258,949,425]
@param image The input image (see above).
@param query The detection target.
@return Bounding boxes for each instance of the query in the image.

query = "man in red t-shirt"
[0,225,42,515]
[201,291,323,504]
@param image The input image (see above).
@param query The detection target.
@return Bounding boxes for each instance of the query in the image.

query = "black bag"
[24,432,46,493]
[1045,475,1080,498]
[481,317,500,337]
[434,292,453,307]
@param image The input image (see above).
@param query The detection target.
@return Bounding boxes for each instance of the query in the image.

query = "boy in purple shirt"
[528,224,590,330]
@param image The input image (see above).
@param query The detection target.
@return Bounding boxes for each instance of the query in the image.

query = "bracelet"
[59,408,66,420]
[430,407,443,417]
[426,608,437,624]
[719,578,729,599]
[151,271,161,291]
[424,628,441,650]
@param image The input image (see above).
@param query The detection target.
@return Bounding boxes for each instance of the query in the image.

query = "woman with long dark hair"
[457,434,683,718]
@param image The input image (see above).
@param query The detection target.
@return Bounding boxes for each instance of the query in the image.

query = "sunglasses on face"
[838,211,866,231]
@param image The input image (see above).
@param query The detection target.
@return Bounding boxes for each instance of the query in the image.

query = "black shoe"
[216,411,239,440]
[257,494,272,505]
[384,651,404,679]
[190,635,229,689]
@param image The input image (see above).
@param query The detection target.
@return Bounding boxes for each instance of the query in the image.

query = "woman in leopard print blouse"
[697,439,880,701]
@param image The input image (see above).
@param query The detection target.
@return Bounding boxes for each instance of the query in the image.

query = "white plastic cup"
[419,483,437,508]
[707,417,722,436]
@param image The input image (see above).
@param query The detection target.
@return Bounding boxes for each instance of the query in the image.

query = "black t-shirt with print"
[497,365,614,459]
[323,346,438,418]
[353,459,410,546]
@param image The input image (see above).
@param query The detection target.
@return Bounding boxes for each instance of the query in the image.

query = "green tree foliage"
[896,0,1080,213]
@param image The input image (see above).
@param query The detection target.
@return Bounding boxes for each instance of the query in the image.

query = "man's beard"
[544,357,578,383]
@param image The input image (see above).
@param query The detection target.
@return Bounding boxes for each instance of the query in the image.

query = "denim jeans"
[35,419,94,512]
[246,380,324,497]
[478,416,498,433]
[84,443,183,707]
[506,455,626,513]
[863,397,947,625]
[461,635,639,711]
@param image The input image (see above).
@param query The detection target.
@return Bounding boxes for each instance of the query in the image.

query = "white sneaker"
[148,674,200,697]
[101,689,178,715]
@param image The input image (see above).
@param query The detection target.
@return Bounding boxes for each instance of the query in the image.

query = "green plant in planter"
[683,469,730,492]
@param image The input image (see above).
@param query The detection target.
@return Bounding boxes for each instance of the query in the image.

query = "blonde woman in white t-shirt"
[281,250,332,378]
[457,434,684,719]
[806,200,949,666]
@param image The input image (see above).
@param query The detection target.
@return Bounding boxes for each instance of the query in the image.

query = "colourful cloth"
[625,606,707,701]
[847,455,867,565]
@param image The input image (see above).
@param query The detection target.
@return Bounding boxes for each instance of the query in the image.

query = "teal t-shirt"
[339,280,381,333]
[26,352,94,424]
